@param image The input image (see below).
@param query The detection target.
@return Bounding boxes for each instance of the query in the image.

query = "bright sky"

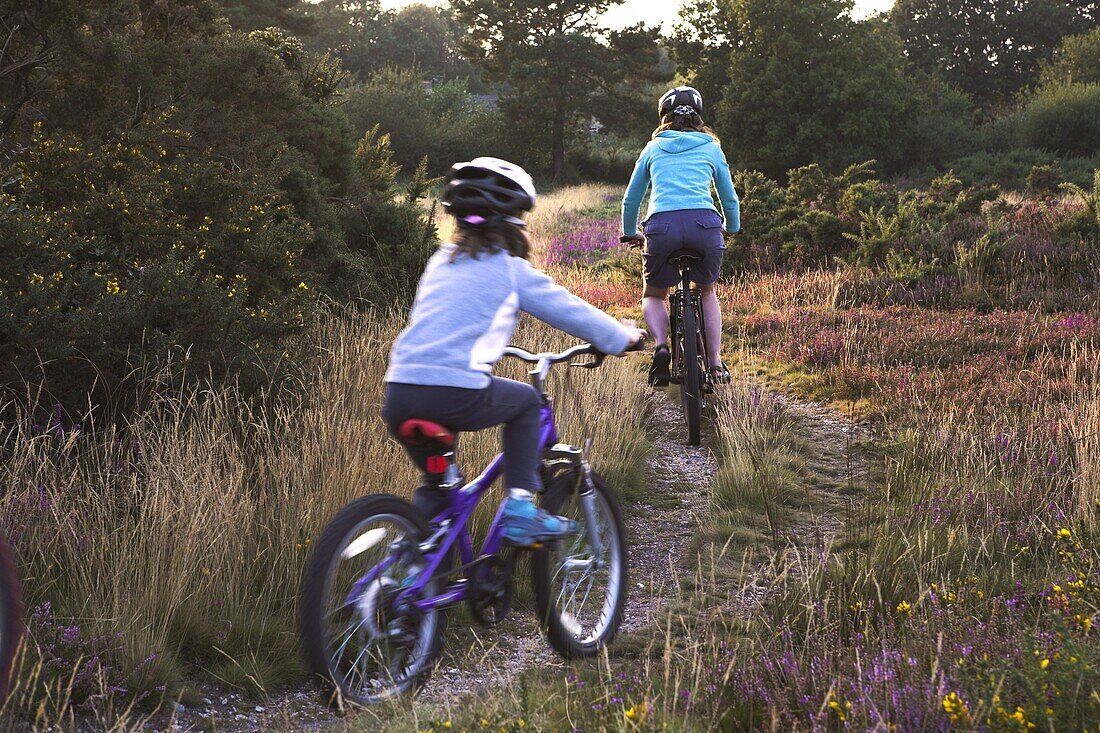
[380,1,897,30]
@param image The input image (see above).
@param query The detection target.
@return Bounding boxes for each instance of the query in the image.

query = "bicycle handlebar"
[503,343,600,366]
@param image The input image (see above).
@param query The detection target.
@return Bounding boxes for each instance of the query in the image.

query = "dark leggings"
[382,378,544,492]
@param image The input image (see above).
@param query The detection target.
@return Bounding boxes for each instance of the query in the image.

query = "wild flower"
[942,692,970,723]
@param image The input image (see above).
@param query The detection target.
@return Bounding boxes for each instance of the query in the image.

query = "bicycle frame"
[345,345,599,618]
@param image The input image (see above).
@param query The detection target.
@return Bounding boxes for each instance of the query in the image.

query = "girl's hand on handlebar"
[620,234,645,247]
[618,318,647,353]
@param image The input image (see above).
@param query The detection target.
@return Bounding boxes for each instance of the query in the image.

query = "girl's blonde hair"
[652,112,720,140]
[451,221,531,260]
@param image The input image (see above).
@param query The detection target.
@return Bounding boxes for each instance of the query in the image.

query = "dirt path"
[417,391,718,704]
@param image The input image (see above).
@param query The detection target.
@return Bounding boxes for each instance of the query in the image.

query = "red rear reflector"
[426,455,448,474]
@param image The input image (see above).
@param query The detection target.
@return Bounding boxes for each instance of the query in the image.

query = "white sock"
[508,488,535,501]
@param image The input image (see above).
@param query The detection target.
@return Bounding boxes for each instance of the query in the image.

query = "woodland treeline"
[1,0,1098,415]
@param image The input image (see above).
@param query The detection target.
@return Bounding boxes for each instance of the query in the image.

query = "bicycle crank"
[468,552,515,626]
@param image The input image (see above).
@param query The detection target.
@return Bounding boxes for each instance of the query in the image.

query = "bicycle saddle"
[397,419,455,449]
[667,248,703,267]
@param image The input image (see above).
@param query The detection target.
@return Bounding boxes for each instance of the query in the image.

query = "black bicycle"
[666,249,713,446]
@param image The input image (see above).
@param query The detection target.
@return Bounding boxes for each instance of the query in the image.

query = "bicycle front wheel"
[681,294,703,445]
[0,533,24,703]
[299,495,445,707]
[533,469,627,659]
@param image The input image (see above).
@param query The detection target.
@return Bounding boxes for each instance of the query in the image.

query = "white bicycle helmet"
[443,157,537,227]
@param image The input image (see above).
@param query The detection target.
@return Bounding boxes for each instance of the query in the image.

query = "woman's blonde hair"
[652,112,720,140]
[451,221,531,260]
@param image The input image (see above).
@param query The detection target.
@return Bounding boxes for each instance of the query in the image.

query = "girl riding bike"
[384,157,645,544]
[620,86,740,387]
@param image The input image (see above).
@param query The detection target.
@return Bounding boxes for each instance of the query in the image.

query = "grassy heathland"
[3,181,1097,731]
[383,181,1100,732]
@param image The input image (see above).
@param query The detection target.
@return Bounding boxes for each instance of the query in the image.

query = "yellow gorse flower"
[942,692,970,723]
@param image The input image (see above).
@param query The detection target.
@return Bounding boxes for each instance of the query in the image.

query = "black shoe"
[648,345,671,387]
[709,363,731,385]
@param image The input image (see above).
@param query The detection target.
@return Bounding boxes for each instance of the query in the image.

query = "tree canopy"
[453,0,664,180]
[891,0,1096,107]
[677,0,966,179]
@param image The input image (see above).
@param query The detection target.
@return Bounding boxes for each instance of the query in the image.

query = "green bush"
[0,8,435,416]
[1010,83,1100,158]
[567,135,641,183]
[343,68,502,174]
[0,118,314,412]
[948,148,1100,190]
[839,180,898,221]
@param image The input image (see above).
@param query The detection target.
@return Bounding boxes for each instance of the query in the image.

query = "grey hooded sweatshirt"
[385,244,635,389]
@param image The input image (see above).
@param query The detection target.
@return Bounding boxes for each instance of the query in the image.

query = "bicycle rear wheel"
[680,294,703,446]
[533,469,627,659]
[0,533,23,703]
[299,495,445,707]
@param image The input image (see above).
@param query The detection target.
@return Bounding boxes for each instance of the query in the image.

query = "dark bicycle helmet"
[443,157,537,227]
[658,86,703,118]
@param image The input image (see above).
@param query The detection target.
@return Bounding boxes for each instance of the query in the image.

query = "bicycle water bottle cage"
[397,420,456,475]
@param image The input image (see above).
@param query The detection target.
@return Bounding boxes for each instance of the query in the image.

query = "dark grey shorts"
[642,209,725,288]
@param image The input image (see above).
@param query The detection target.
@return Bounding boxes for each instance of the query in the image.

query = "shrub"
[343,68,502,174]
[0,117,316,414]
[839,180,898,222]
[949,148,1100,190]
[566,136,640,183]
[1027,162,1064,196]
[1010,83,1100,158]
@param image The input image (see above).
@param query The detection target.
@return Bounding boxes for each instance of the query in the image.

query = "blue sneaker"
[500,490,578,547]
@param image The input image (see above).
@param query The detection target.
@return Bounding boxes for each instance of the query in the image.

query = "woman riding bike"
[620,86,740,387]
[384,157,645,543]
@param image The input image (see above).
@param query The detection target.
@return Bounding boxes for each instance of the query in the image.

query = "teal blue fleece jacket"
[621,130,740,237]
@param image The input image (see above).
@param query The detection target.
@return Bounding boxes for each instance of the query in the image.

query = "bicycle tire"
[0,534,23,703]
[299,495,445,707]
[533,469,628,659]
[681,293,703,445]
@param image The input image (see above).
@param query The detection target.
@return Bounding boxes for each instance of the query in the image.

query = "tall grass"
[0,304,649,726]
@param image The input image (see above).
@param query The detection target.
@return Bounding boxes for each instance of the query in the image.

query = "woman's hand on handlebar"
[620,233,645,248]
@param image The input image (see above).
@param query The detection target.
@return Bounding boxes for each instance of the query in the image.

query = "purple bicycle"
[298,343,629,706]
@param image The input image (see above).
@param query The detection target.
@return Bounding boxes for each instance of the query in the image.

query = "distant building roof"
[472,94,499,110]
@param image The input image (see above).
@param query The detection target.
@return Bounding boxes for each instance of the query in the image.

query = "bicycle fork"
[544,443,606,570]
